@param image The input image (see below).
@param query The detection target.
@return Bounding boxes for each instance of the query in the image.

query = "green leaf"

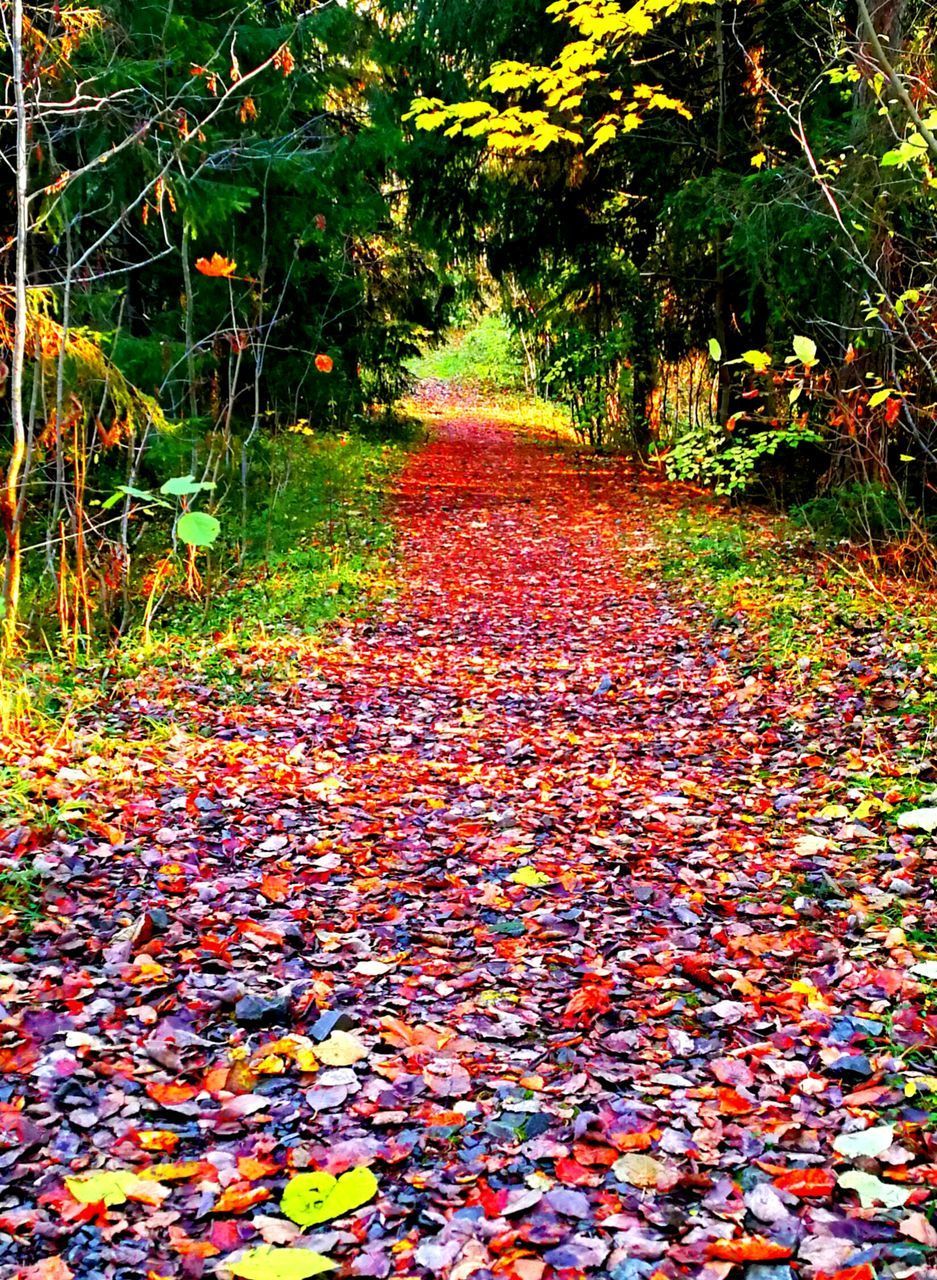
[281,1167,378,1227]
[741,349,771,372]
[228,1248,336,1280]
[177,512,221,548]
[102,484,159,511]
[792,335,818,366]
[161,475,215,497]
[708,338,722,362]
[832,1124,894,1159]
[837,1169,911,1209]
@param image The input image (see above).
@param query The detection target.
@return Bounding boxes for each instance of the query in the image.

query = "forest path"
[9,398,929,1278]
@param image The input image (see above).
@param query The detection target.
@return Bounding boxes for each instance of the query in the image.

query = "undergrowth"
[1,426,415,743]
[409,314,526,388]
[650,504,937,683]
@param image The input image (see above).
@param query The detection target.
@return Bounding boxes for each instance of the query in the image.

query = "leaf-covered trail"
[6,402,937,1279]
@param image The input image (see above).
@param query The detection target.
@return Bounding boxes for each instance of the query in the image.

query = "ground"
[2,394,937,1280]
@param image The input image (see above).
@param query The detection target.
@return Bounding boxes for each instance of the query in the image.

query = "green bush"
[791,483,912,544]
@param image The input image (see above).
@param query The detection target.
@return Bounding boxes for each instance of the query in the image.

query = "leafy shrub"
[667,417,822,497]
[791,483,912,544]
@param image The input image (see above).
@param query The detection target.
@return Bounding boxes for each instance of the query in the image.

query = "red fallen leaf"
[707,1238,794,1262]
[195,253,237,278]
[474,1179,509,1216]
[146,1081,200,1105]
[554,1158,602,1186]
[572,1142,619,1167]
[561,976,613,1027]
[315,353,334,373]
[773,1167,835,1199]
[0,1042,39,1074]
[817,1268,876,1280]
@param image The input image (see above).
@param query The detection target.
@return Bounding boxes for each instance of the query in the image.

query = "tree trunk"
[2,0,30,654]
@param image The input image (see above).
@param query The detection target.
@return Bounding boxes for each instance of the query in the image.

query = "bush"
[791,483,912,545]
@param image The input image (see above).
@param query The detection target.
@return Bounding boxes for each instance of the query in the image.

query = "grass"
[649,503,937,678]
[0,865,43,931]
[0,424,415,743]
[409,313,527,388]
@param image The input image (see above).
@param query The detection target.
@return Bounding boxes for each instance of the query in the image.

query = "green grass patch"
[409,314,526,389]
[649,504,937,677]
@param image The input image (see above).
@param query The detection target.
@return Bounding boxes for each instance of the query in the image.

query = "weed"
[0,864,43,930]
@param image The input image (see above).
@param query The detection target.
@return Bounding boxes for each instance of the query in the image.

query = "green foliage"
[410,315,526,387]
[791,484,915,546]
[667,418,822,496]
[0,864,42,929]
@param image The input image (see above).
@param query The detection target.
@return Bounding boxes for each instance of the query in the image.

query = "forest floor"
[3,388,937,1280]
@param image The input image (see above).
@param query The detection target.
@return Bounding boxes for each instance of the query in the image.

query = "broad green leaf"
[832,1124,894,1159]
[897,807,937,832]
[510,865,551,887]
[708,338,722,362]
[281,1167,378,1227]
[102,484,159,511]
[838,1169,911,1209]
[177,512,221,548]
[228,1248,336,1280]
[161,475,215,497]
[792,335,817,366]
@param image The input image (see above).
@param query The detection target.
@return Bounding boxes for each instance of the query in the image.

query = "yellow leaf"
[65,1170,168,1207]
[228,1247,336,1280]
[510,865,551,888]
[315,1030,367,1067]
[281,1168,378,1227]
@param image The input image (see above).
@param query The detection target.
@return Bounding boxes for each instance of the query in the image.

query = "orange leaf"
[237,1156,280,1181]
[718,1087,755,1115]
[136,1130,179,1153]
[613,1131,655,1151]
[315,353,334,373]
[259,874,290,902]
[773,1168,835,1199]
[195,253,237,278]
[212,1184,270,1214]
[146,1081,199,1105]
[707,1237,794,1262]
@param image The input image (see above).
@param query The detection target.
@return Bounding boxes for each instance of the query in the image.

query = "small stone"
[310,1008,356,1041]
[235,993,291,1027]
[827,1053,872,1080]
